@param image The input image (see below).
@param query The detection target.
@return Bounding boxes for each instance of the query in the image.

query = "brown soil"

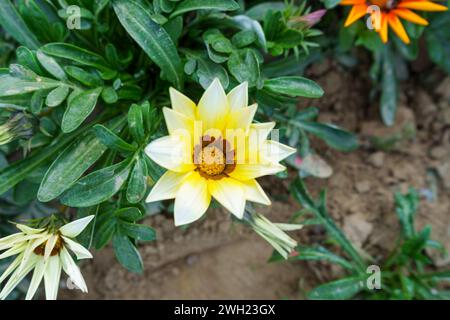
[60,60,450,300]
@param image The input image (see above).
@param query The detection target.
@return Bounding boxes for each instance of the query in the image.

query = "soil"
[60,58,450,300]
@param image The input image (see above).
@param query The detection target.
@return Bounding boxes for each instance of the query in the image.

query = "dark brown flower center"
[33,235,64,256]
[194,136,236,180]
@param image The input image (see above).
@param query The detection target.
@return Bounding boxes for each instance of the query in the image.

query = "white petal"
[0,254,39,300]
[0,253,23,285]
[44,256,62,300]
[208,178,246,219]
[174,172,211,226]
[197,78,229,131]
[226,103,257,133]
[15,224,45,234]
[16,234,50,275]
[247,122,276,160]
[60,247,88,293]
[44,234,58,260]
[59,215,95,238]
[227,81,248,110]
[0,233,23,247]
[242,179,271,205]
[0,242,27,260]
[62,236,93,260]
[146,170,192,202]
[163,107,194,135]
[0,233,46,251]
[229,163,286,181]
[169,87,196,119]
[144,134,194,173]
[260,140,296,164]
[25,258,46,300]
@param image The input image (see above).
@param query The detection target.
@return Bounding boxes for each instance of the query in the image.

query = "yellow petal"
[197,78,229,131]
[377,13,389,43]
[241,179,271,205]
[144,134,194,172]
[344,4,368,27]
[397,1,448,12]
[146,170,192,202]
[393,8,429,25]
[229,163,286,181]
[247,122,276,163]
[169,87,197,119]
[388,13,410,44]
[226,103,257,133]
[208,177,246,219]
[163,107,194,136]
[227,81,248,110]
[174,172,211,226]
[341,0,366,5]
[259,140,296,164]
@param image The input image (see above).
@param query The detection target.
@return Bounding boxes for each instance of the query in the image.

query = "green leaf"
[264,76,324,98]
[308,276,366,300]
[126,156,147,203]
[170,0,239,18]
[113,0,184,88]
[62,88,102,133]
[293,121,359,152]
[270,245,355,270]
[115,207,143,222]
[128,103,146,143]
[41,43,114,72]
[119,222,156,241]
[65,66,104,87]
[322,0,341,9]
[112,233,143,273]
[394,188,419,239]
[0,128,81,195]
[37,118,124,202]
[0,75,59,97]
[16,47,44,74]
[227,49,260,87]
[380,45,398,126]
[61,162,131,207]
[36,50,67,80]
[94,124,137,153]
[425,12,450,73]
[95,217,116,250]
[0,0,41,49]
[45,85,70,107]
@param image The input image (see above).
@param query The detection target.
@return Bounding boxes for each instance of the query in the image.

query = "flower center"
[194,136,236,180]
[33,235,64,256]
[198,145,226,176]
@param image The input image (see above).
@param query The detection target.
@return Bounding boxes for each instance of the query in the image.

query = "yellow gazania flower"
[145,79,296,226]
[341,0,448,44]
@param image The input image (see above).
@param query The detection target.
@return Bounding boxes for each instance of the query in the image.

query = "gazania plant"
[0,0,359,299]
[322,0,449,125]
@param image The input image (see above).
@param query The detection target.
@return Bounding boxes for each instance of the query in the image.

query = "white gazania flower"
[145,79,296,226]
[0,215,94,300]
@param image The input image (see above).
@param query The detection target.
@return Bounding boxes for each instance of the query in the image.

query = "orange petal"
[344,4,368,27]
[393,8,429,25]
[377,13,389,43]
[388,13,410,44]
[397,1,448,12]
[340,0,365,5]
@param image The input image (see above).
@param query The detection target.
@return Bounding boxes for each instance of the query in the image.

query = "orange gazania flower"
[341,0,448,44]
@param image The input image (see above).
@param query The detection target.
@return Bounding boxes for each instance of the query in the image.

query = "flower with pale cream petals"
[0,215,94,300]
[145,79,296,226]
[341,0,448,44]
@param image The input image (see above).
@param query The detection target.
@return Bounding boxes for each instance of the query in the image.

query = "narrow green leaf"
[0,75,59,97]
[113,0,184,88]
[170,0,240,18]
[62,88,102,133]
[0,0,41,49]
[308,276,366,300]
[380,45,398,126]
[36,50,67,80]
[37,118,124,202]
[264,76,324,98]
[61,162,131,207]
[126,157,147,203]
[45,85,70,107]
[115,207,143,222]
[94,124,136,153]
[112,233,144,273]
[119,222,156,241]
[128,103,145,143]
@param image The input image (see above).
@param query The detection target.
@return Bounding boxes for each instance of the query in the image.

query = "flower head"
[292,9,327,27]
[145,79,296,226]
[0,215,94,300]
[340,0,448,44]
[0,113,33,146]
